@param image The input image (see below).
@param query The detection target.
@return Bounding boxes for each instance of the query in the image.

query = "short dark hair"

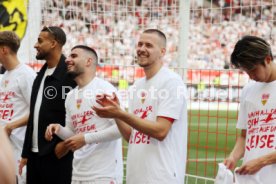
[231,35,273,70]
[0,65,6,74]
[41,26,66,46]
[71,45,98,64]
[0,31,20,53]
[143,29,167,47]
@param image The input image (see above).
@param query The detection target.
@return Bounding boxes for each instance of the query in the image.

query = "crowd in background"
[41,0,276,70]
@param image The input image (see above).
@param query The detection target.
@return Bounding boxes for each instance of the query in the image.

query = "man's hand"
[96,92,120,106]
[223,155,238,170]
[19,158,27,176]
[55,141,69,159]
[93,93,122,118]
[4,124,13,136]
[45,124,61,141]
[64,133,86,151]
[235,158,264,175]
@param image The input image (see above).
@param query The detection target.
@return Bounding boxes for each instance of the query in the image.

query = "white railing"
[185,174,215,184]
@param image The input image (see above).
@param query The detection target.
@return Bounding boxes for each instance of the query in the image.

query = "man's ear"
[50,40,58,49]
[161,48,166,57]
[0,46,9,55]
[265,55,272,65]
[86,58,93,66]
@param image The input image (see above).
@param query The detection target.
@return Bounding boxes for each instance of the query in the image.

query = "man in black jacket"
[19,26,76,184]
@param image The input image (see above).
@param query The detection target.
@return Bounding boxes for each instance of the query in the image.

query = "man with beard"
[93,29,188,184]
[20,26,76,184]
[45,45,123,184]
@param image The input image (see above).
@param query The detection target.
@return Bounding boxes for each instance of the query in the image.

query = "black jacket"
[22,55,76,158]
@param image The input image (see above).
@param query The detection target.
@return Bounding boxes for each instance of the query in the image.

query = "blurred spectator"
[38,0,275,89]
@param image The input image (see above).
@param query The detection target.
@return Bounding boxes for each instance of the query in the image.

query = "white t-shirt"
[126,67,188,184]
[237,80,276,183]
[0,64,36,143]
[65,77,123,182]
[0,74,3,83]
[32,67,55,152]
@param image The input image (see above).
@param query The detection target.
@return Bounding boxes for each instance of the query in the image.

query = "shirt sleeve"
[84,123,121,144]
[55,125,75,140]
[236,84,251,130]
[157,78,187,120]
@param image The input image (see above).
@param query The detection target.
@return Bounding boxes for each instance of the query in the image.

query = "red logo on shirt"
[79,114,92,125]
[130,106,153,144]
[129,130,151,144]
[246,108,276,151]
[4,80,9,88]
[76,99,82,109]
[133,106,152,119]
[0,91,16,121]
[140,91,146,104]
[246,134,275,151]
[71,110,96,133]
[260,112,276,124]
[1,94,11,103]
[261,93,269,105]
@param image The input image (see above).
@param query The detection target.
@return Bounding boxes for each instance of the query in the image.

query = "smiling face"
[34,31,56,60]
[65,48,87,79]
[136,32,166,68]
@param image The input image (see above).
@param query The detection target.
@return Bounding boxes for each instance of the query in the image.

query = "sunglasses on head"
[43,26,54,33]
[43,26,57,39]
